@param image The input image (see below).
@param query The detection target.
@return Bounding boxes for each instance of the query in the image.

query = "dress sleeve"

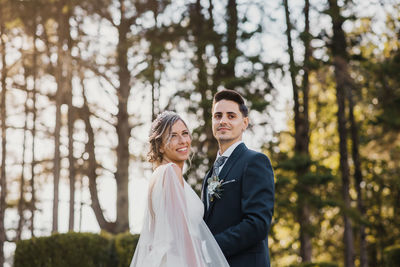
[157,164,204,266]
[131,164,229,267]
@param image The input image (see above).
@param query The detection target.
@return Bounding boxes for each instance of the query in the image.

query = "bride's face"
[161,120,191,165]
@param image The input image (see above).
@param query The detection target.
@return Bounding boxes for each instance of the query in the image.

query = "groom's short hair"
[213,89,249,117]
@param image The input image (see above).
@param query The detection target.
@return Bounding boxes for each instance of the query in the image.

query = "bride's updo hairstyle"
[148,111,190,164]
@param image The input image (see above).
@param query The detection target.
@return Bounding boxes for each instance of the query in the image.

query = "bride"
[130,111,229,267]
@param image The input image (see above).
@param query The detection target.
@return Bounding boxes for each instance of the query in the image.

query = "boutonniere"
[207,175,224,202]
[208,177,238,200]
[207,175,237,202]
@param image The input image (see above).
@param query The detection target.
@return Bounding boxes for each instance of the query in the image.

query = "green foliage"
[14,232,139,267]
[112,232,140,267]
[288,262,338,267]
[383,245,400,267]
[14,232,111,267]
[277,154,313,171]
[276,153,334,191]
[298,172,334,186]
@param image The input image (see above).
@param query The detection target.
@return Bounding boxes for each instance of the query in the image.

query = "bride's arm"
[169,163,184,187]
[162,164,205,266]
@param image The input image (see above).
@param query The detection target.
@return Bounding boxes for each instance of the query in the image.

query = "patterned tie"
[206,156,228,209]
[212,156,228,178]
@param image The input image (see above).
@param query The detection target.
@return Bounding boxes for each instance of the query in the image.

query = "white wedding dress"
[130,163,229,267]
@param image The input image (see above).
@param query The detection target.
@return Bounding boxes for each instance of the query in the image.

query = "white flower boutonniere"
[207,176,236,202]
[207,175,224,202]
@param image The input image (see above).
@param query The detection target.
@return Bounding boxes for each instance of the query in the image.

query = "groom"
[202,89,275,267]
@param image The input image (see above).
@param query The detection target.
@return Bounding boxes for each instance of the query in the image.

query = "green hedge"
[112,232,140,267]
[288,262,338,267]
[384,244,400,267]
[14,232,140,267]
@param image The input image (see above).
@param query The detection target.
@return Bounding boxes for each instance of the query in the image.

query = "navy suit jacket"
[202,143,275,267]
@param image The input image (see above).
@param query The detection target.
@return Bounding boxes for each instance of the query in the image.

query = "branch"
[73,56,118,90]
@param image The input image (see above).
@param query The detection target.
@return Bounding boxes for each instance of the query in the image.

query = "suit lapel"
[201,169,213,210]
[218,143,247,181]
[204,143,247,221]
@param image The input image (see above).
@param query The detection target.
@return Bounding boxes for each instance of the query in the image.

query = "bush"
[14,232,140,267]
[111,232,140,267]
[384,244,400,267]
[288,262,338,267]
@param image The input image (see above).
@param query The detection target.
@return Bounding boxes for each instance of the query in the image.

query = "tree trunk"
[64,5,76,232]
[189,0,218,173]
[0,13,8,267]
[150,3,160,121]
[53,0,73,233]
[80,75,115,233]
[335,60,355,267]
[114,0,131,233]
[208,0,223,96]
[67,59,75,232]
[79,176,84,232]
[52,76,62,234]
[17,62,30,241]
[30,12,38,237]
[151,71,157,121]
[150,52,160,121]
[327,1,355,266]
[283,0,312,261]
[52,14,65,233]
[299,0,312,260]
[225,0,238,82]
[149,18,160,121]
[300,0,311,154]
[76,0,136,232]
[347,86,368,267]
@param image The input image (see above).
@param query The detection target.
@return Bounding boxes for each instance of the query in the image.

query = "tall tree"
[52,65,61,233]
[52,0,66,233]
[67,85,76,232]
[21,0,40,237]
[77,0,172,232]
[298,2,313,260]
[355,8,400,262]
[79,72,114,233]
[347,82,368,267]
[327,0,355,266]
[62,0,76,232]
[283,0,312,261]
[29,23,38,236]
[185,0,274,185]
[12,0,41,237]
[147,7,162,121]
[50,0,76,233]
[16,57,31,241]
[114,0,135,233]
[224,0,239,82]
[0,2,8,264]
[189,0,218,174]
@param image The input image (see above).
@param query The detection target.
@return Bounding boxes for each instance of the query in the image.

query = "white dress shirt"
[214,140,243,173]
[206,141,244,209]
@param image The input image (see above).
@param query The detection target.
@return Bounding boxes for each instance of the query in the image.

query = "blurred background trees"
[0,0,399,266]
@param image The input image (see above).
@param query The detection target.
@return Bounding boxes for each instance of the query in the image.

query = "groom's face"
[212,99,248,146]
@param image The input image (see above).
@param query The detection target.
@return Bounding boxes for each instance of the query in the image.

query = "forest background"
[0,0,399,266]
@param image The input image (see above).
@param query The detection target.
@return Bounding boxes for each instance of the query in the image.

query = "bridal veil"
[130,163,229,267]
